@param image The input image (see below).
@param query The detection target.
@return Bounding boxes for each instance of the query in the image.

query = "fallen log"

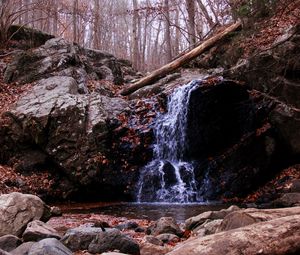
[121,20,242,96]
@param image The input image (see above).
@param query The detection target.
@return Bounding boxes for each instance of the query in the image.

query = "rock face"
[228,25,300,158]
[180,79,283,200]
[0,192,50,237]
[4,37,133,85]
[1,74,141,198]
[0,35,151,200]
[167,215,300,255]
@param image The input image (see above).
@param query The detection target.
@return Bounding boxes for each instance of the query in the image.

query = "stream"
[58,202,228,222]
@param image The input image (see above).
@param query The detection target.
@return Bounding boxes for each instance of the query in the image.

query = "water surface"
[61,202,228,222]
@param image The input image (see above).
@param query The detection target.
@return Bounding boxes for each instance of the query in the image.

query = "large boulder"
[4,37,133,85]
[11,242,35,255]
[1,75,139,198]
[0,235,22,252]
[28,238,72,255]
[147,217,183,237]
[22,220,61,242]
[167,215,300,255]
[185,205,240,231]
[88,229,140,255]
[0,192,51,237]
[61,226,105,251]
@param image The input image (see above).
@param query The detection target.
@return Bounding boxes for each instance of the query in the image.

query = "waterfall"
[137,80,202,203]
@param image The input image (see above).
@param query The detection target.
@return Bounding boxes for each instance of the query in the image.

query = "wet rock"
[22,220,61,242]
[273,193,300,207]
[88,229,140,255]
[186,80,251,160]
[140,243,171,255]
[10,242,35,255]
[156,233,180,244]
[61,227,105,251]
[0,235,22,252]
[28,238,72,255]
[147,217,183,237]
[167,215,300,255]
[0,192,51,237]
[185,205,240,231]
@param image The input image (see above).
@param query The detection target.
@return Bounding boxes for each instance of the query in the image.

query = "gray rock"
[156,233,180,243]
[140,243,171,255]
[4,75,128,188]
[143,235,163,246]
[101,253,129,255]
[193,219,223,237]
[0,249,11,255]
[147,217,183,237]
[11,242,35,255]
[88,229,140,255]
[0,235,22,252]
[22,220,61,242]
[61,227,105,251]
[185,205,240,231]
[115,222,139,231]
[217,211,261,232]
[50,206,62,217]
[3,37,132,85]
[0,192,51,237]
[166,215,300,255]
[28,238,72,255]
[273,193,300,207]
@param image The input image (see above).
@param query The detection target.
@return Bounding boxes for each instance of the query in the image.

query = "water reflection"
[62,202,228,222]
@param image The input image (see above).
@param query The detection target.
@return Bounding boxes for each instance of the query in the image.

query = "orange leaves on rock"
[256,122,271,136]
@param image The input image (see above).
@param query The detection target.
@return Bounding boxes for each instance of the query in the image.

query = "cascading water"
[137,80,202,203]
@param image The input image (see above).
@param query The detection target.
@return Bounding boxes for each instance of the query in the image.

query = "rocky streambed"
[0,192,299,255]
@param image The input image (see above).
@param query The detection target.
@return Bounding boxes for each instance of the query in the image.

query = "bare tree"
[132,0,140,70]
[185,0,196,47]
[164,0,172,62]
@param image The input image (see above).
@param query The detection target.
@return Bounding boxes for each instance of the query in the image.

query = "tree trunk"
[72,0,78,43]
[185,0,196,47]
[164,0,172,63]
[132,0,139,70]
[120,21,242,96]
[196,0,215,29]
[93,0,100,48]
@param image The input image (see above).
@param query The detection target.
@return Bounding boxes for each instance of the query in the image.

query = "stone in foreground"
[167,215,300,255]
[0,192,50,237]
